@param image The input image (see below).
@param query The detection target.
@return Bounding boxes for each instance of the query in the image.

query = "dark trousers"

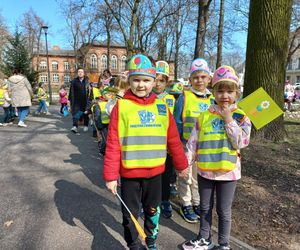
[121,175,161,249]
[60,103,67,114]
[197,175,236,245]
[98,125,108,154]
[161,154,176,201]
[3,106,13,123]
[72,111,89,127]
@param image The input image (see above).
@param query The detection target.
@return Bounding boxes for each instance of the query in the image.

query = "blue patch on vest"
[138,110,156,123]
[211,118,224,131]
[157,104,167,116]
[165,99,174,107]
[199,103,208,112]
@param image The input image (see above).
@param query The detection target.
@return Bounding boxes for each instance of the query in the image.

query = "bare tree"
[286,0,300,67]
[58,0,103,67]
[19,8,46,71]
[216,0,225,68]
[194,0,213,58]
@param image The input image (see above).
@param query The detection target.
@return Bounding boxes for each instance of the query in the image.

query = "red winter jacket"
[103,90,188,181]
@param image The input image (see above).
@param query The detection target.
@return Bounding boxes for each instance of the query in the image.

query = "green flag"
[238,87,283,130]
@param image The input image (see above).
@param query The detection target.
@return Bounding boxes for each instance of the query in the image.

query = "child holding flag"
[182,66,251,250]
[174,58,214,223]
[104,54,188,250]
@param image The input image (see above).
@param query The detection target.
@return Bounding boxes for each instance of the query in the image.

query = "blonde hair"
[212,81,241,100]
[115,75,129,90]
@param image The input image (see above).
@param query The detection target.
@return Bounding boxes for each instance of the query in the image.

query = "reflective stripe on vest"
[118,99,169,169]
[99,101,109,124]
[197,109,246,171]
[162,94,175,114]
[182,90,214,141]
[93,87,101,99]
[0,89,4,105]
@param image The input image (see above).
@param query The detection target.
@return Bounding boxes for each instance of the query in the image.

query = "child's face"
[153,75,167,94]
[129,75,155,97]
[189,71,210,92]
[213,85,237,106]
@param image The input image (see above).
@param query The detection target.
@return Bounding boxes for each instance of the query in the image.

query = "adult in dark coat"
[68,68,90,133]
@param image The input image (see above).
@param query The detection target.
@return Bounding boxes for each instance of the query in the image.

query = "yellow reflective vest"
[197,108,246,171]
[182,90,214,141]
[91,101,110,124]
[118,99,169,169]
[37,87,47,101]
[93,87,101,100]
[99,101,109,124]
[162,94,175,114]
[0,88,4,105]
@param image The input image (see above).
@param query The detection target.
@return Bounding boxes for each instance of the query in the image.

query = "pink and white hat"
[212,66,239,88]
[190,58,210,76]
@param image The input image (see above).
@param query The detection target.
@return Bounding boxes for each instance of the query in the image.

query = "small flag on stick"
[238,87,283,130]
[116,193,147,242]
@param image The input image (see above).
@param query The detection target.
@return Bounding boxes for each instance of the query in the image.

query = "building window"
[111,55,117,70]
[121,56,127,71]
[297,76,300,83]
[40,75,47,83]
[39,61,47,69]
[298,58,300,69]
[101,54,107,70]
[64,61,70,70]
[52,61,58,71]
[90,54,98,69]
[64,74,70,84]
[52,74,59,82]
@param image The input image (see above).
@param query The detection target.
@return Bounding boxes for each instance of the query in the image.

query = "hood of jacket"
[123,89,157,104]
[8,75,26,84]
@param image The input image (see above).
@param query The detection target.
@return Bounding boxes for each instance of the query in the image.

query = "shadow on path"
[54,180,125,250]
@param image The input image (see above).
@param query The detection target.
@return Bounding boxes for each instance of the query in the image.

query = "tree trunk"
[244,0,293,141]
[194,0,211,59]
[216,0,225,68]
[175,11,180,80]
[106,29,111,71]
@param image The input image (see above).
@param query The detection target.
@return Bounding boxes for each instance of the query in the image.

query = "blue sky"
[1,0,68,48]
[1,0,247,52]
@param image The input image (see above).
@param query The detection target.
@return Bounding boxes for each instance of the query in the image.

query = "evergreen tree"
[1,30,38,84]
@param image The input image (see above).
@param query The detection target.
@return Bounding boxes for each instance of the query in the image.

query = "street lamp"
[41,25,52,104]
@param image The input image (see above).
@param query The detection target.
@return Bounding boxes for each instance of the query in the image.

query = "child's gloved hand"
[106,180,118,195]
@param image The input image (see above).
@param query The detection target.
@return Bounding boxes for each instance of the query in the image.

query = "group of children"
[101,54,251,250]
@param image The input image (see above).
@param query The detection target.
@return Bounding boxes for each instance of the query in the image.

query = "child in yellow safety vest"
[174,58,214,223]
[153,60,177,219]
[182,66,251,250]
[35,82,50,115]
[91,87,114,156]
[104,54,188,250]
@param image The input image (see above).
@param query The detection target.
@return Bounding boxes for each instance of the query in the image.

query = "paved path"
[0,106,255,250]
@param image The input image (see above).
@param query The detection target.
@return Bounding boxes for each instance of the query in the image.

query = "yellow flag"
[238,87,283,130]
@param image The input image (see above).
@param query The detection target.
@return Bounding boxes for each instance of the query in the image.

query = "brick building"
[32,41,127,87]
[32,41,175,89]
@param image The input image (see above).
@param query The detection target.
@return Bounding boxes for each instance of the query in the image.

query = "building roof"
[36,49,75,57]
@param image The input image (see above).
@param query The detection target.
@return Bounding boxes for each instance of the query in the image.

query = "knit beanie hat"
[156,61,169,77]
[128,54,156,78]
[212,65,239,88]
[190,58,210,76]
